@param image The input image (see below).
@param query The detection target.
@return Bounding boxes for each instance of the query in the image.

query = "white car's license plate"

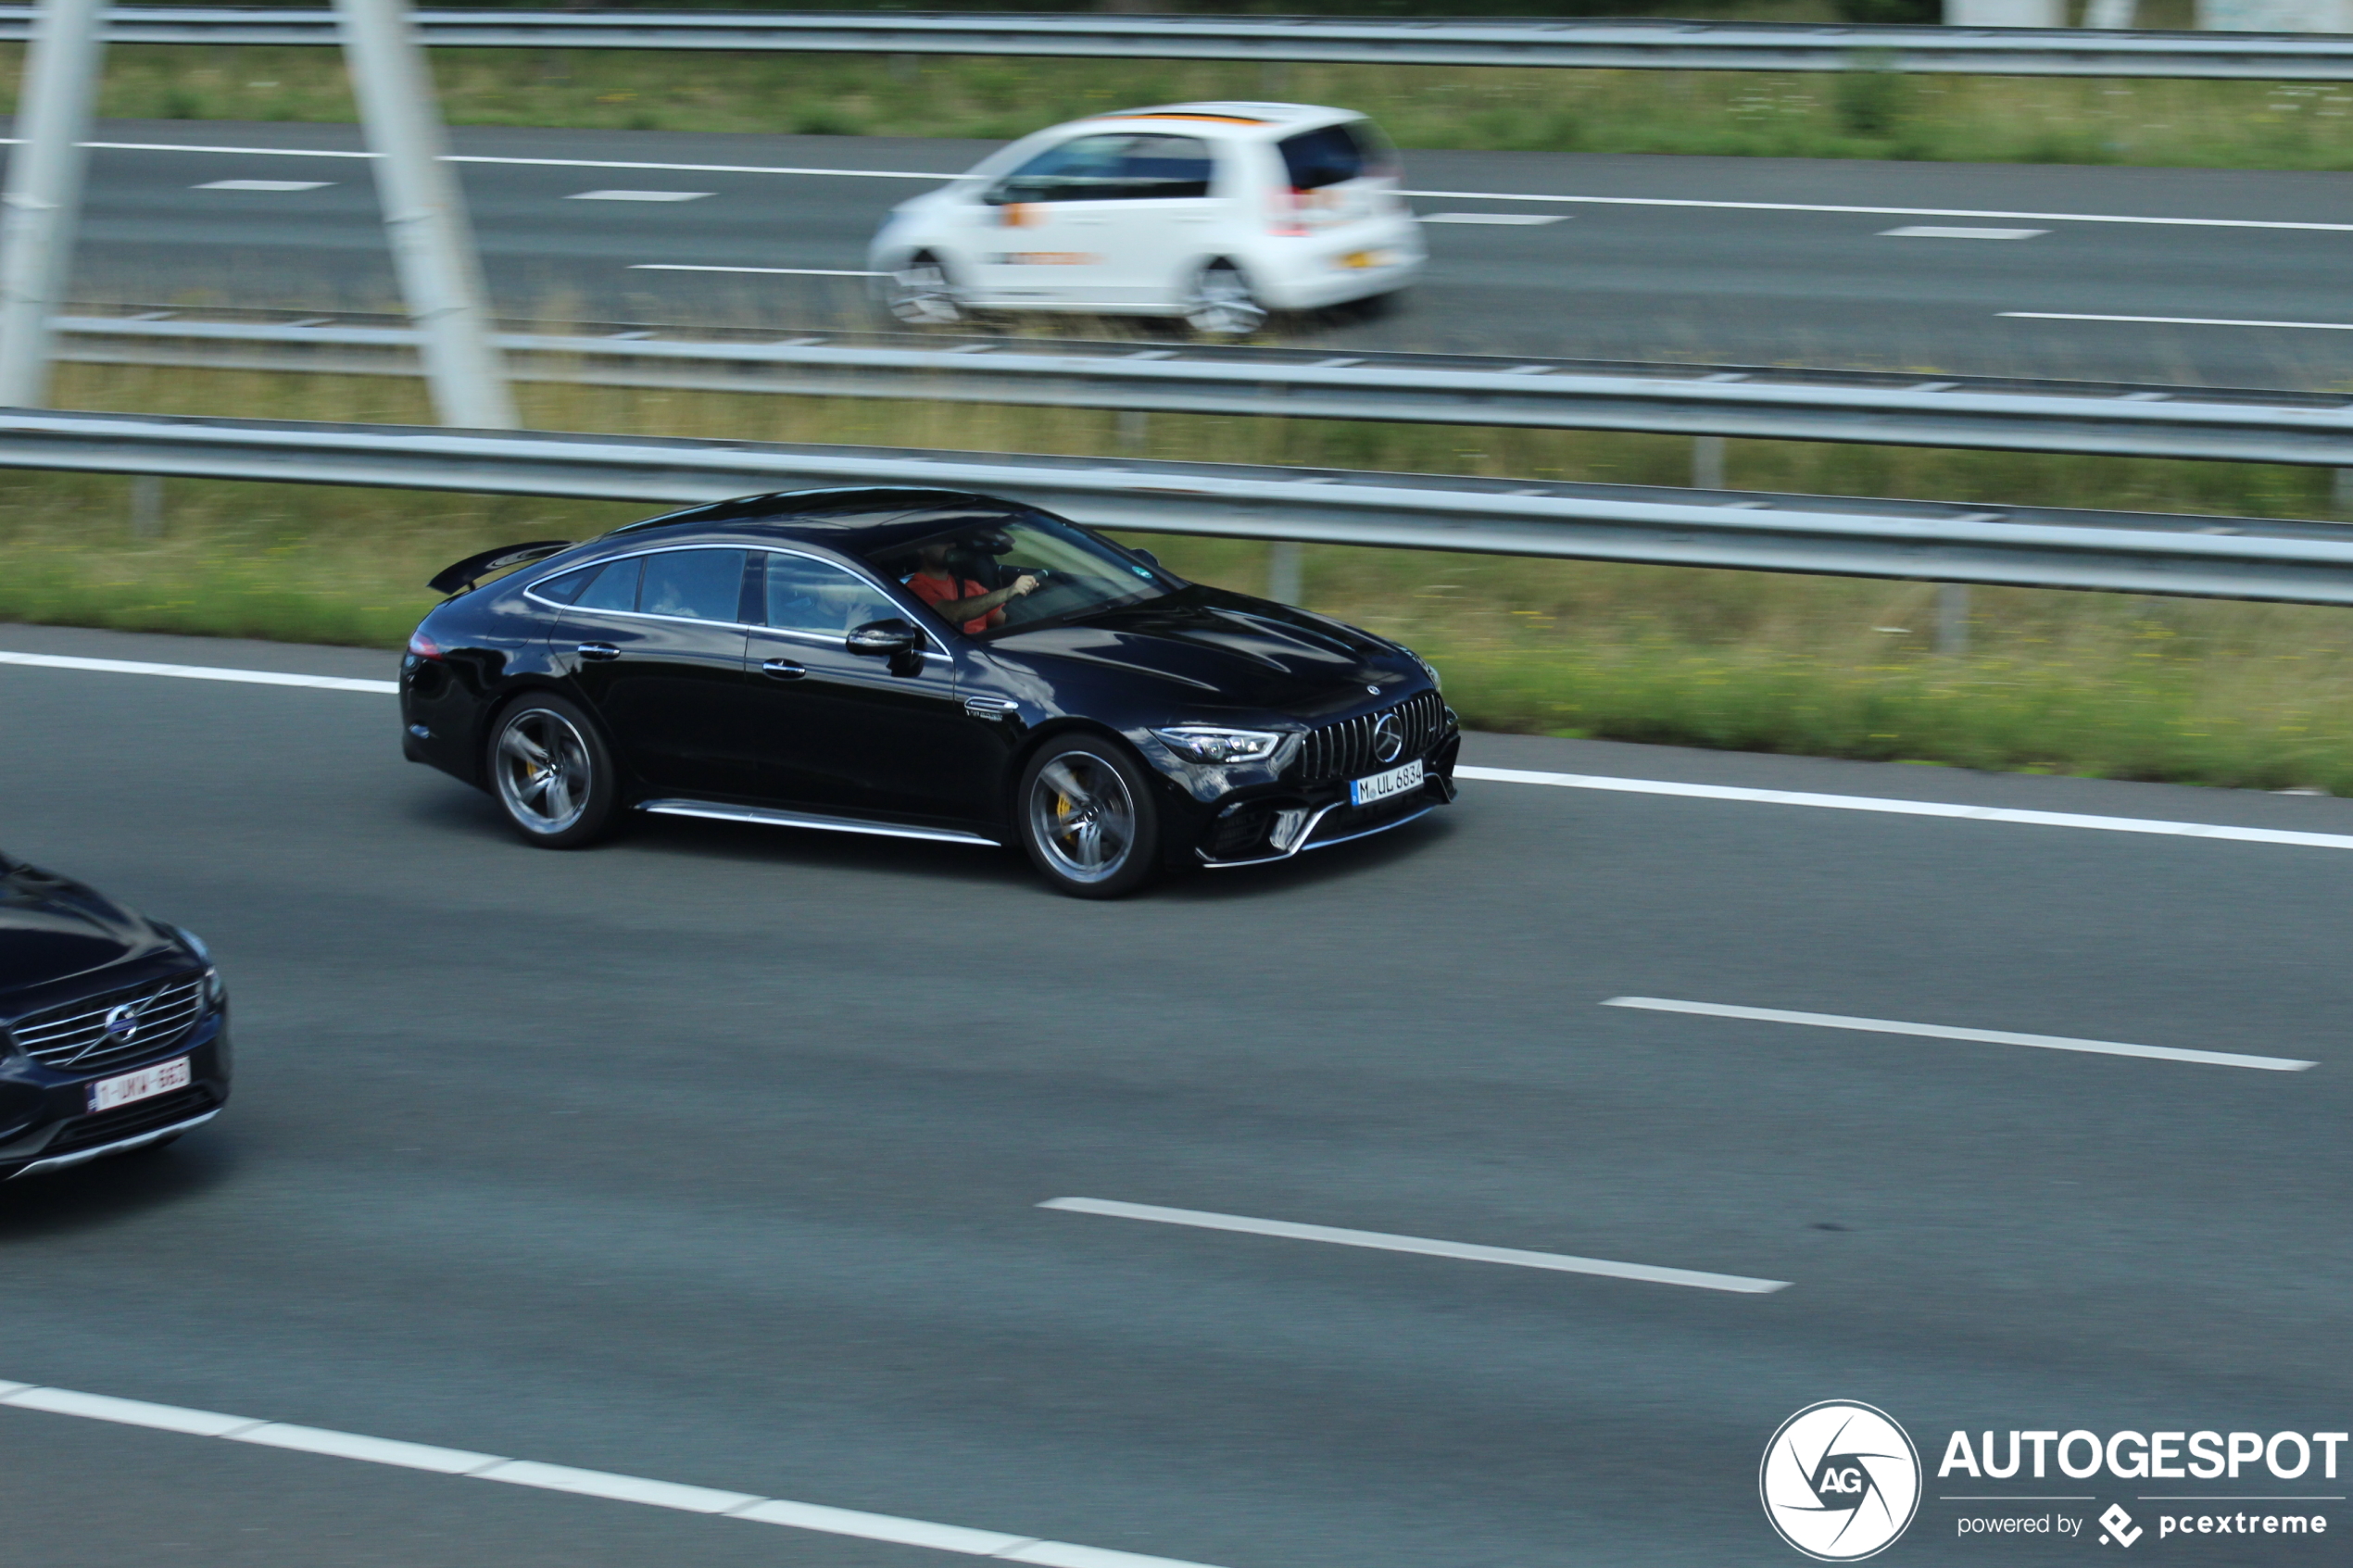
[87,1056,190,1114]
[1350,759,1424,807]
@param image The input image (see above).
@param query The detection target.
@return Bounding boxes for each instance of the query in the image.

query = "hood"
[991,585,1420,719]
[0,859,176,998]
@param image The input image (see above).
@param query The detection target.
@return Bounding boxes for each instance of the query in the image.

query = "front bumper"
[1192,728,1460,868]
[0,1011,232,1180]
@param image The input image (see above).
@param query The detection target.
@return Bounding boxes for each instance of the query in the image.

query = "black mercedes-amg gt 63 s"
[401,487,1458,897]
[1,850,231,1179]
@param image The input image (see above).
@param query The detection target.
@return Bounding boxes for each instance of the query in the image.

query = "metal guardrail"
[5,404,2350,603]
[57,308,2353,469]
[7,7,2353,79]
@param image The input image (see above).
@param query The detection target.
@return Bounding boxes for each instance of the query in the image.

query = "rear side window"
[571,557,642,612]
[530,564,598,605]
[639,548,749,622]
[1277,120,1397,191]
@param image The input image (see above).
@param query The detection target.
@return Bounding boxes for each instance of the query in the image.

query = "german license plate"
[1350,759,1424,807]
[87,1056,190,1114]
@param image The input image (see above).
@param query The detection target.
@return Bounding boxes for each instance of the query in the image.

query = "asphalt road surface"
[31,119,2353,388]
[4,620,2350,1567]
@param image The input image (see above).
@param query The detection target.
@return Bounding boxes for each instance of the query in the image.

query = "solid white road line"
[568,189,712,202]
[1452,764,2353,853]
[1880,225,2046,240]
[0,1379,1226,1568]
[630,263,885,276]
[1419,211,1566,225]
[1039,1197,1790,1294]
[195,178,332,192]
[0,649,397,694]
[1398,188,2353,232]
[1604,997,2317,1072]
[2001,310,2353,331]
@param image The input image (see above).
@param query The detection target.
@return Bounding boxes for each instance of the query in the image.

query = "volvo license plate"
[87,1056,190,1113]
[1350,759,1424,807]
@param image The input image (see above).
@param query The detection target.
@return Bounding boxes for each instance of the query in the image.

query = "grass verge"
[9,359,2353,792]
[20,39,2353,170]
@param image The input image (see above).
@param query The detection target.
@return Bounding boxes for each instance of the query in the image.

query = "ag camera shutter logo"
[1760,1401,1923,1561]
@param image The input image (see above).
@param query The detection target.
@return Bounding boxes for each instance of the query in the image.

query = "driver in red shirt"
[903,540,1038,633]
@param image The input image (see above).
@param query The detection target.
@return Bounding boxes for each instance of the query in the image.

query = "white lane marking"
[195,178,332,192]
[1399,187,2353,232]
[1418,211,1566,225]
[629,263,886,277]
[568,188,712,202]
[1453,764,2353,853]
[1604,997,2316,1073]
[2001,310,2353,331]
[1039,1197,1790,1294]
[1881,225,2046,240]
[34,138,955,180]
[0,650,396,694]
[0,1379,1226,1567]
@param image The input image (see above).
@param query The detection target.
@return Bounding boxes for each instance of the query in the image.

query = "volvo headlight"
[1151,726,1288,764]
[174,925,224,1004]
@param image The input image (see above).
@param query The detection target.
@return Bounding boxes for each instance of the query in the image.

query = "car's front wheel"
[488,693,622,848]
[1018,736,1161,898]
[887,252,965,326]
[1182,260,1266,338]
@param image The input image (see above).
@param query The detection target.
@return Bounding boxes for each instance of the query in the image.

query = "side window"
[1279,123,1379,191]
[638,549,749,623]
[1118,135,1213,200]
[571,557,642,613]
[530,564,598,605]
[997,135,1136,204]
[762,554,900,636]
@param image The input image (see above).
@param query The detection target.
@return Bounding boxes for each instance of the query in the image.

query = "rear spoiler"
[427,541,575,596]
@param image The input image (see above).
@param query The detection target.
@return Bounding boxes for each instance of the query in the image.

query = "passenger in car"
[903,539,1038,633]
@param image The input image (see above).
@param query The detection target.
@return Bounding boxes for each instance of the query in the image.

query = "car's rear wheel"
[887,252,964,326]
[1018,736,1161,898]
[1182,260,1265,338]
[488,693,621,848]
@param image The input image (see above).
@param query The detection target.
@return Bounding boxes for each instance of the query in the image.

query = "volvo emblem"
[102,1000,143,1042]
[1371,712,1405,764]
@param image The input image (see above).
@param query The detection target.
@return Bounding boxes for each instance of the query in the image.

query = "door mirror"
[847,618,924,658]
[1129,548,1161,569]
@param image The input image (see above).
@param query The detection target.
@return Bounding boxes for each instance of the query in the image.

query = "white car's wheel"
[887,253,964,326]
[1182,260,1266,338]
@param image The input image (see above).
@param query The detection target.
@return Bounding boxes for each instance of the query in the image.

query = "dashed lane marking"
[1039,1197,1790,1293]
[567,189,713,202]
[0,1380,1227,1567]
[2001,310,2353,331]
[628,263,886,276]
[195,179,333,192]
[1880,225,2045,240]
[1604,997,2317,1072]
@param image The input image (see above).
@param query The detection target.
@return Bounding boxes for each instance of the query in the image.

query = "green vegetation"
[11,361,2353,793]
[1,30,2343,169]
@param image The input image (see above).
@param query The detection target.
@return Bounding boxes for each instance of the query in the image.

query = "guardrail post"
[0,0,105,408]
[1936,583,1970,656]
[336,0,516,429]
[1266,540,1304,604]
[1692,434,1727,491]
[129,473,161,536]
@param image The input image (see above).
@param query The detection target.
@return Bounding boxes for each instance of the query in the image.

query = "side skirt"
[637,798,1002,848]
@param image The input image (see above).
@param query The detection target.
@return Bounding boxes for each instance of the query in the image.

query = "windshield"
[869,513,1175,635]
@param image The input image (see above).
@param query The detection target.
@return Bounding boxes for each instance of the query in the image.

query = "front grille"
[8,971,208,1073]
[1295,690,1447,784]
[42,1085,220,1158]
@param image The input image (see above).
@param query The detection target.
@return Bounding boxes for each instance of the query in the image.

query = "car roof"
[606,488,1040,558]
[1081,101,1361,139]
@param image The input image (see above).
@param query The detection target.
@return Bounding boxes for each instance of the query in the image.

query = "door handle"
[576,642,620,661]
[761,659,808,681]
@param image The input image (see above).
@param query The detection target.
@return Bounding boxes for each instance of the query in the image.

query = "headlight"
[174,925,225,1004]
[1399,645,1442,692]
[1151,726,1288,764]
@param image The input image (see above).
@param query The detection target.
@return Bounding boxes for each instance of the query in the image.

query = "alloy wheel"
[1183,263,1265,337]
[1028,752,1138,884]
[494,708,594,835]
[888,257,964,325]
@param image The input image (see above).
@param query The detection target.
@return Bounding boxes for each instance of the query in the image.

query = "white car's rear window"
[1277,119,1398,191]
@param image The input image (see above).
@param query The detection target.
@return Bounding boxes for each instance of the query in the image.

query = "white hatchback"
[867,102,1423,335]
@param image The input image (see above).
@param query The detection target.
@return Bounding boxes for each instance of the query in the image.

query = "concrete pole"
[1936,582,1970,657]
[337,0,515,428]
[1691,433,1727,491]
[0,0,107,408]
[1266,540,1304,604]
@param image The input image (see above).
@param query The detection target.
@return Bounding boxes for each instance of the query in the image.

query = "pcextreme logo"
[1761,1401,1925,1562]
